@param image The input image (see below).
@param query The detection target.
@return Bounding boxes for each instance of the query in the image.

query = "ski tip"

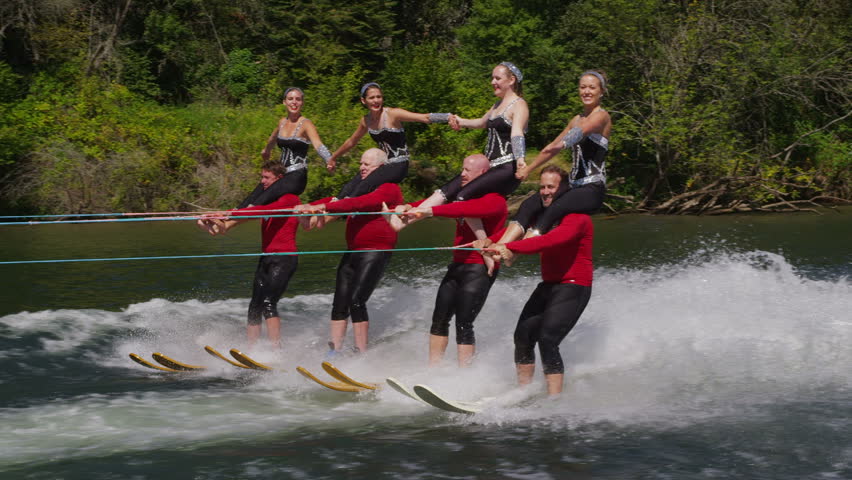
[296,366,365,393]
[204,346,252,369]
[128,353,178,372]
[152,352,206,371]
[321,362,378,390]
[229,348,274,371]
[412,384,482,414]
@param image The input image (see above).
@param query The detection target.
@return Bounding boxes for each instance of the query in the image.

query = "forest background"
[0,0,849,215]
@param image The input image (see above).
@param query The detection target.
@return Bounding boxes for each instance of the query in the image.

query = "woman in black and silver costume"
[237,87,333,208]
[328,82,450,199]
[441,62,529,202]
[388,62,528,237]
[514,70,612,235]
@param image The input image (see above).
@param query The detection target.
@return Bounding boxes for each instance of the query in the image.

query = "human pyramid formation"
[197,62,612,395]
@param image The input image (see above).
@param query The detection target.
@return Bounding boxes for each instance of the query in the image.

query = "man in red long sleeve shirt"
[391,154,508,367]
[483,167,594,395]
[198,161,300,348]
[298,148,404,356]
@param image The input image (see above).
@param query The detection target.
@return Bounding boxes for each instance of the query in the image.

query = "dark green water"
[0,209,850,479]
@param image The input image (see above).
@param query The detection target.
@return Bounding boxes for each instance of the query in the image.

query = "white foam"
[1,250,850,465]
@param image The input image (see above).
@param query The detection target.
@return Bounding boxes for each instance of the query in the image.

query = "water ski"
[321,362,379,390]
[412,384,483,414]
[229,348,274,371]
[385,377,427,404]
[296,366,369,393]
[152,352,206,371]
[129,353,178,372]
[204,346,251,369]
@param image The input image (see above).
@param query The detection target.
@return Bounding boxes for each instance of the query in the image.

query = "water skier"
[327,82,452,198]
[386,154,508,367]
[237,87,333,209]
[514,70,612,235]
[388,62,528,237]
[297,148,404,356]
[198,161,301,348]
[481,166,594,395]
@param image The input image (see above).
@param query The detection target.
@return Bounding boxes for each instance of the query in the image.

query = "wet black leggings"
[337,162,409,199]
[247,255,299,325]
[439,161,520,202]
[514,282,591,374]
[430,263,498,345]
[237,169,307,209]
[331,251,392,323]
[513,182,605,233]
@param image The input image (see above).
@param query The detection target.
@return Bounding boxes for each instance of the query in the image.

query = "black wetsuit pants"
[440,161,520,201]
[430,263,498,345]
[237,169,307,209]
[514,282,591,374]
[513,182,604,233]
[337,161,409,199]
[247,255,299,325]
[331,251,392,323]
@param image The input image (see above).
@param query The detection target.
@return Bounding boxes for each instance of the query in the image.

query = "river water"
[1,209,850,479]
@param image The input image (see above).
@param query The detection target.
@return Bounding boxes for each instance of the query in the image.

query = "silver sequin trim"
[571,173,605,187]
[561,127,583,150]
[317,144,332,162]
[490,154,514,167]
[429,113,450,124]
[386,155,410,164]
[511,135,526,159]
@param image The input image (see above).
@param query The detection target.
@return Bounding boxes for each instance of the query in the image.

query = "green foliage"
[219,49,265,102]
[0,0,849,213]
[0,62,23,104]
[116,48,162,99]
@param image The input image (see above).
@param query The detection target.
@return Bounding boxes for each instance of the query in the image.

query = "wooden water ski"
[229,348,274,371]
[321,362,379,390]
[129,353,178,372]
[152,352,206,371]
[204,346,251,369]
[296,366,368,393]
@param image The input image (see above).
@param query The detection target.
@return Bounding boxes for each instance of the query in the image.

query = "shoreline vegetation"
[1,1,849,216]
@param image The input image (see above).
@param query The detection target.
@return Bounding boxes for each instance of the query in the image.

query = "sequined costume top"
[368,109,410,164]
[276,118,310,172]
[484,97,521,166]
[568,133,608,187]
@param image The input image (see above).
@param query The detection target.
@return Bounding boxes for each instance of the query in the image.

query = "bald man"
[300,148,404,356]
[390,154,508,367]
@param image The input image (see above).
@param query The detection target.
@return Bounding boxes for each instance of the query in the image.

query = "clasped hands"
[471,238,515,267]
[196,211,230,236]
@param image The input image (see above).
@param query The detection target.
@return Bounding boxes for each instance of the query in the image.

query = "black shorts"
[247,255,299,325]
[237,169,307,208]
[514,282,591,374]
[516,182,604,233]
[331,251,392,323]
[439,161,519,202]
[430,263,498,345]
[337,162,408,198]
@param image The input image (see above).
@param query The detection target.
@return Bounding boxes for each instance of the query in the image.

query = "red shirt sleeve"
[230,194,300,217]
[310,196,334,206]
[431,193,506,219]
[506,215,587,254]
[325,183,402,213]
